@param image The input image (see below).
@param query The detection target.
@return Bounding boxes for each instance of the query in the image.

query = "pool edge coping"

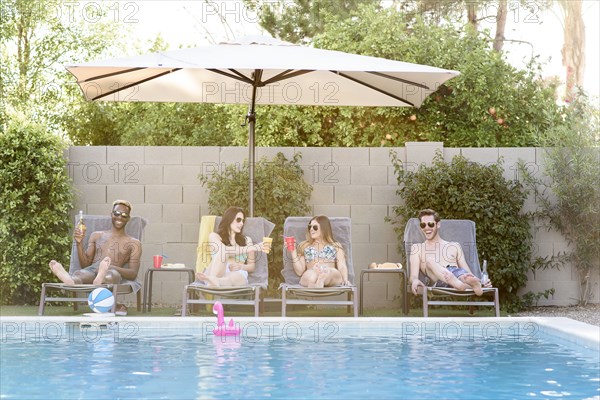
[2,316,598,350]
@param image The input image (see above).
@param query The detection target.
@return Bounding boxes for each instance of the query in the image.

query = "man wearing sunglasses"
[49,200,142,314]
[409,209,491,296]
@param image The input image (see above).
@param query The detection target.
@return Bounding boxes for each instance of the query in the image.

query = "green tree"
[1,0,120,132]
[65,102,243,146]
[246,5,564,147]
[245,0,364,44]
[0,116,74,305]
[521,94,599,305]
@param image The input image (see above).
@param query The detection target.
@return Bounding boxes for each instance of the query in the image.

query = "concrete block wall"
[67,144,598,307]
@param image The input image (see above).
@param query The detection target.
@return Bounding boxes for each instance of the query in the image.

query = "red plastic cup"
[153,255,163,268]
[284,236,296,251]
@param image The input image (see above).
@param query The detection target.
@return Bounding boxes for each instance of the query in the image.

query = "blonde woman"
[289,215,350,288]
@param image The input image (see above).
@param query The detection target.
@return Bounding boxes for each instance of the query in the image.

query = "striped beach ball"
[88,288,115,313]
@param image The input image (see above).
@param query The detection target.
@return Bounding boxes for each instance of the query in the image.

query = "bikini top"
[304,244,337,263]
[210,236,250,263]
[210,252,247,263]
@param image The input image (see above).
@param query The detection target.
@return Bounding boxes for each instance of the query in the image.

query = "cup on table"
[284,236,296,252]
[262,237,273,253]
[153,255,163,268]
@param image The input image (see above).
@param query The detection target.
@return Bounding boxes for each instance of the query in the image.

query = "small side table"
[359,268,409,315]
[143,268,195,312]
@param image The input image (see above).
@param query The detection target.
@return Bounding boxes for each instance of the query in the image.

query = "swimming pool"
[1,317,598,399]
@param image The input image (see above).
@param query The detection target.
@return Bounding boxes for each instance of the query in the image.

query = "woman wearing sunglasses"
[289,215,350,288]
[409,208,492,296]
[196,206,269,287]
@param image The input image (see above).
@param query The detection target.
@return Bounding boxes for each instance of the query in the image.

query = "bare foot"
[196,272,220,287]
[315,267,328,288]
[93,257,111,285]
[49,260,74,285]
[462,275,483,296]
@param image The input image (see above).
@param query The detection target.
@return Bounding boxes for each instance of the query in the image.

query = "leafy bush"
[199,152,313,295]
[520,95,600,305]
[0,116,74,305]
[389,151,532,311]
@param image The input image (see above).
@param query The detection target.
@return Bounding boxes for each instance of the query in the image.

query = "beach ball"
[88,288,115,313]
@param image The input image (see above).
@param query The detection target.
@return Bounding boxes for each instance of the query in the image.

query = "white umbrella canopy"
[66,35,460,215]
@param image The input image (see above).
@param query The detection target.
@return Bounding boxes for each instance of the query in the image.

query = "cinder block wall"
[67,144,599,307]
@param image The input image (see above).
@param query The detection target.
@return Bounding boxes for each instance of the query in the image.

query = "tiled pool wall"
[3,317,598,353]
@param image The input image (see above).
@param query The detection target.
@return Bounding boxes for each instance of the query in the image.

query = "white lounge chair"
[280,216,358,317]
[38,214,146,315]
[181,216,274,317]
[404,218,500,317]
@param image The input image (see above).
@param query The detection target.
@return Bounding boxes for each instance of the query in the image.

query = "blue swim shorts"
[433,265,469,288]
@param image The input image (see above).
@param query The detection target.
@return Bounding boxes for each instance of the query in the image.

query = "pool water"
[1,321,599,399]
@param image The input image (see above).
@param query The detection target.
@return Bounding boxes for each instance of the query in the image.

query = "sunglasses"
[235,217,244,223]
[420,221,436,229]
[308,224,319,231]
[112,210,130,219]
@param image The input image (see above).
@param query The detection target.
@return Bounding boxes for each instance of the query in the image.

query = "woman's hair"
[217,206,247,246]
[298,215,340,255]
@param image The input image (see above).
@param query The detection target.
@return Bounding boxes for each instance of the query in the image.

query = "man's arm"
[455,243,474,274]
[409,244,425,295]
[76,230,98,268]
[456,243,493,287]
[110,238,142,281]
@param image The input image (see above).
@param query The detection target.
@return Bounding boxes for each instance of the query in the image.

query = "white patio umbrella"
[66,36,459,216]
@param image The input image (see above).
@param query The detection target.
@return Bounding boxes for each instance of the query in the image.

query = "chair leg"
[422,288,429,317]
[38,285,47,316]
[181,287,188,317]
[494,289,500,317]
[73,291,79,311]
[136,290,142,312]
[353,288,358,317]
[111,286,118,313]
[281,288,287,317]
[254,287,260,317]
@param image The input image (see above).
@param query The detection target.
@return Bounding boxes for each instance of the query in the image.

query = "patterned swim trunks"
[433,265,469,288]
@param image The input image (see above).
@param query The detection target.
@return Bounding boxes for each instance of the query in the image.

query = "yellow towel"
[195,215,217,273]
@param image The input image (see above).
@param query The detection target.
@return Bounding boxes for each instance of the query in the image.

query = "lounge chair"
[280,217,358,317]
[181,216,275,317]
[403,218,500,317]
[38,214,147,315]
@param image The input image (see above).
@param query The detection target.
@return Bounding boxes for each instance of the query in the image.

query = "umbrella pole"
[247,107,255,217]
[247,70,261,218]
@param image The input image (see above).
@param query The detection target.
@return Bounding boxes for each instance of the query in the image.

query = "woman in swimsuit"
[290,215,350,288]
[196,206,269,287]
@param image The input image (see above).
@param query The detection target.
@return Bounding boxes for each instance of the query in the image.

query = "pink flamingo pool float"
[212,301,241,336]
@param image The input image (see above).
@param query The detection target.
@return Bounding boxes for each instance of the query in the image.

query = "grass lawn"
[0,304,502,318]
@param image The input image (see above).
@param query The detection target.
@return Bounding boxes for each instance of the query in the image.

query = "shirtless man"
[49,200,142,290]
[409,209,491,296]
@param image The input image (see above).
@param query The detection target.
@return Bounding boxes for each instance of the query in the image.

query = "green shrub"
[388,151,532,311]
[520,95,600,305]
[0,116,74,305]
[199,152,313,295]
